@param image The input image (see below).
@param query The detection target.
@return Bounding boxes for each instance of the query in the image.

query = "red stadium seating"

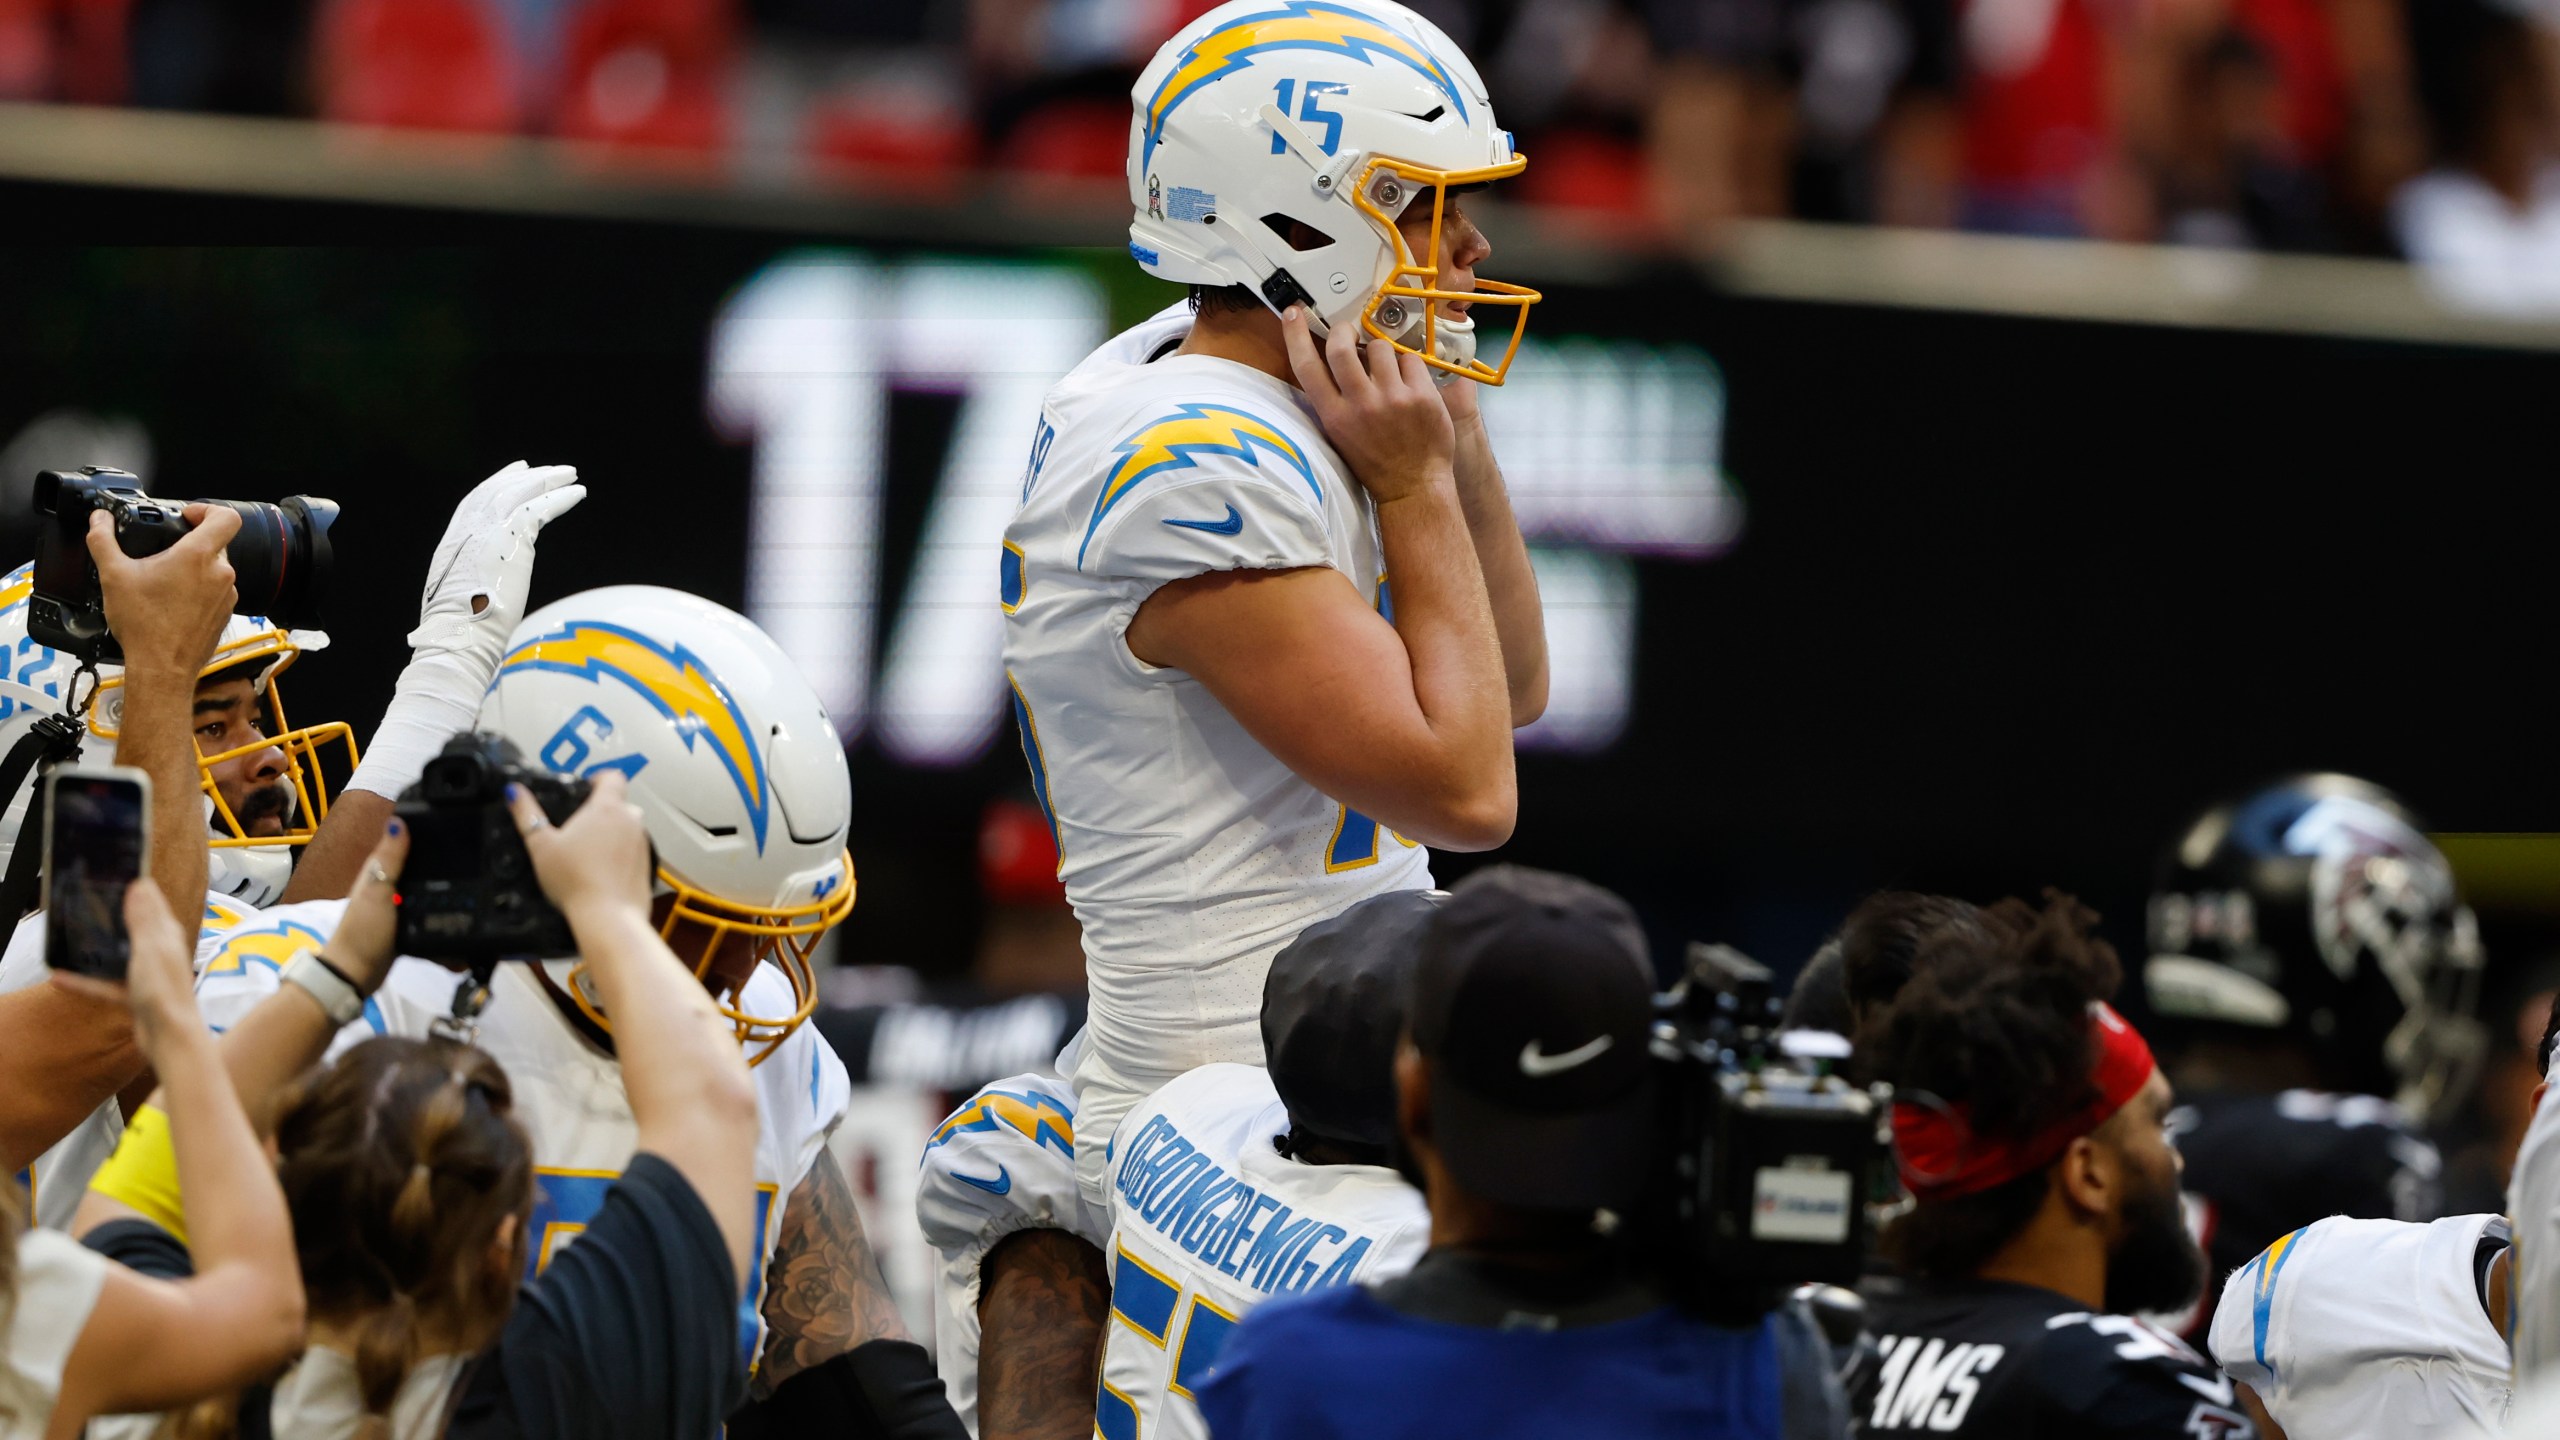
[315,0,517,132]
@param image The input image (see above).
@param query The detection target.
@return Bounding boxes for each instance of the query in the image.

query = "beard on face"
[229,779,298,837]
[2103,1166,2205,1316]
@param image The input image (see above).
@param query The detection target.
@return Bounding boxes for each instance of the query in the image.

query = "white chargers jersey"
[1003,303,1433,1107]
[193,899,852,1367]
[915,1071,1109,1437]
[2211,1212,2510,1439]
[0,892,259,1230]
[1097,1063,1427,1440]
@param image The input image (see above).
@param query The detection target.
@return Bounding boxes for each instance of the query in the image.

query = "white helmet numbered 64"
[478,585,855,1064]
[1128,0,1542,384]
[0,561,359,908]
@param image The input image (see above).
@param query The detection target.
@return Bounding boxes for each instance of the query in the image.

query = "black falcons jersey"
[1845,1278,2256,1438]
[2165,1088,2442,1338]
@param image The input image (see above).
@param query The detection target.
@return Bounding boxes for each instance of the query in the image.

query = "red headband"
[1890,1001,2157,1203]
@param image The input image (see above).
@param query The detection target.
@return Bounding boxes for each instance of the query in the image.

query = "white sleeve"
[917,1072,1107,1285]
[1079,415,1335,586]
[0,910,46,994]
[3,1229,111,1425]
[2513,1092,2560,1382]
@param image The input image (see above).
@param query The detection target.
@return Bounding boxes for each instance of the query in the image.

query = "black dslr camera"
[30,467,341,665]
[1648,943,1893,1324]
[393,733,590,967]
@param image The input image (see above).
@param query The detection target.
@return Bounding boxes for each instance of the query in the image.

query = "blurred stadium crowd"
[7,0,2560,286]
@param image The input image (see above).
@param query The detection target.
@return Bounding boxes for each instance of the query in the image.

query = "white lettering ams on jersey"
[194,900,852,1365]
[1003,303,1432,1099]
[1099,1063,1427,1440]
[0,894,257,1230]
[2211,1213,2510,1438]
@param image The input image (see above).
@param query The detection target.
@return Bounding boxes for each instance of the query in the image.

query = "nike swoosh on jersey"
[956,1166,1013,1196]
[1161,504,1245,536]
[1519,1034,1613,1077]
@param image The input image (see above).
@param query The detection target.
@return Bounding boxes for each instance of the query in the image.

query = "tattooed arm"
[976,1227,1111,1440]
[750,1147,911,1399]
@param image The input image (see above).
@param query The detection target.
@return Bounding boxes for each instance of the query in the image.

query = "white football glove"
[347,460,585,800]
[407,460,586,664]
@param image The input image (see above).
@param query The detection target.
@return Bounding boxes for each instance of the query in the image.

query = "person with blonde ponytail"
[3,877,305,1440]
[76,774,764,1440]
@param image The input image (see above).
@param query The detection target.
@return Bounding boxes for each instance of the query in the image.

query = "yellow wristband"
[89,1104,188,1246]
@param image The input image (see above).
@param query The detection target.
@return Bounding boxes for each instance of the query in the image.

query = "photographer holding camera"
[0,502,250,1178]
[70,779,765,1440]
[1195,866,1848,1440]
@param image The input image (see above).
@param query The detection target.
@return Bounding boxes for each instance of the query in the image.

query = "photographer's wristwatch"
[282,950,366,1027]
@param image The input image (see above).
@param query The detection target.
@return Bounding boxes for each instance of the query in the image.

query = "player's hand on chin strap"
[292,460,582,902]
[1281,305,1455,503]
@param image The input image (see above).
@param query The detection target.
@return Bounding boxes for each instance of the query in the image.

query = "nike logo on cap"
[1519,1034,1613,1077]
[1162,503,1244,536]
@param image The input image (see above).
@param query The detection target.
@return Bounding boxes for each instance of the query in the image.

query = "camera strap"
[0,709,92,925]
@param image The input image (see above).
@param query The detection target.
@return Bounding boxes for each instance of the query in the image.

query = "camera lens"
[212,495,338,630]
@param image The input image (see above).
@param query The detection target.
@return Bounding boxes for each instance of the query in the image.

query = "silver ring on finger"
[367,862,394,888]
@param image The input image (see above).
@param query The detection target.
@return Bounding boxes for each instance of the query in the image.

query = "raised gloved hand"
[347,461,584,801]
[407,460,586,666]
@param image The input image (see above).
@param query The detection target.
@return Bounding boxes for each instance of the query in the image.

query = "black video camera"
[393,733,590,967]
[30,467,340,665]
[1648,942,1893,1324]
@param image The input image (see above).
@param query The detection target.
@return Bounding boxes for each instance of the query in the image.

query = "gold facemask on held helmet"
[87,620,361,858]
[483,585,860,1067]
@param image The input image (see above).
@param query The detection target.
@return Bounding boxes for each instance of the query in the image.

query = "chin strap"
[0,665,98,926]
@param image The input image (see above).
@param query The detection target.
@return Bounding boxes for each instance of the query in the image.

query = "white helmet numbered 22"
[1127,0,1542,383]
[0,562,359,907]
[478,585,856,1064]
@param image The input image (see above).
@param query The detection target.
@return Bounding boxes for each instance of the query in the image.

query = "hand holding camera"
[49,875,208,1063]
[81,502,240,678]
[507,770,654,933]
[392,732,625,965]
[31,466,338,666]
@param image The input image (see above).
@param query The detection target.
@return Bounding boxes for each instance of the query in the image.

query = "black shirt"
[1844,1278,2256,1439]
[450,1152,743,1439]
[2170,1089,2440,1339]
[88,1151,742,1440]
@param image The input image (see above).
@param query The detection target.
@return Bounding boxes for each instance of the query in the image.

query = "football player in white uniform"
[2207,1005,2554,1439]
[920,890,1436,1440]
[188,585,914,1427]
[1005,0,1548,1212]
[0,461,583,1225]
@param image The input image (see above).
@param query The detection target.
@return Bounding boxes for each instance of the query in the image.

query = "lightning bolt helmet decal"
[494,620,773,851]
[1082,402,1318,568]
[1140,0,1468,172]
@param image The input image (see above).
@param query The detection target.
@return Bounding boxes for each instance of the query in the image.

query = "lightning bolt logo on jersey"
[191,898,852,1368]
[1084,405,1317,567]
[1001,302,1431,1202]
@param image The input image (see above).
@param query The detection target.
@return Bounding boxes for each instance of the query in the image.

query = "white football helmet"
[1127,0,1542,383]
[0,561,359,908]
[478,586,855,1064]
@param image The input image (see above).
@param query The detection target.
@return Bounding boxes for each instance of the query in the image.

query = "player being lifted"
[986,0,1546,1426]
[1006,0,1544,1212]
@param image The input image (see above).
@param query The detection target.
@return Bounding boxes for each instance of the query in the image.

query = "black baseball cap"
[1263,889,1445,1150]
[1411,865,1659,1211]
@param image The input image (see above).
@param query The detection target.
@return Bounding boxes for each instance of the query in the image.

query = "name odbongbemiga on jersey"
[1114,1115,1382,1295]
